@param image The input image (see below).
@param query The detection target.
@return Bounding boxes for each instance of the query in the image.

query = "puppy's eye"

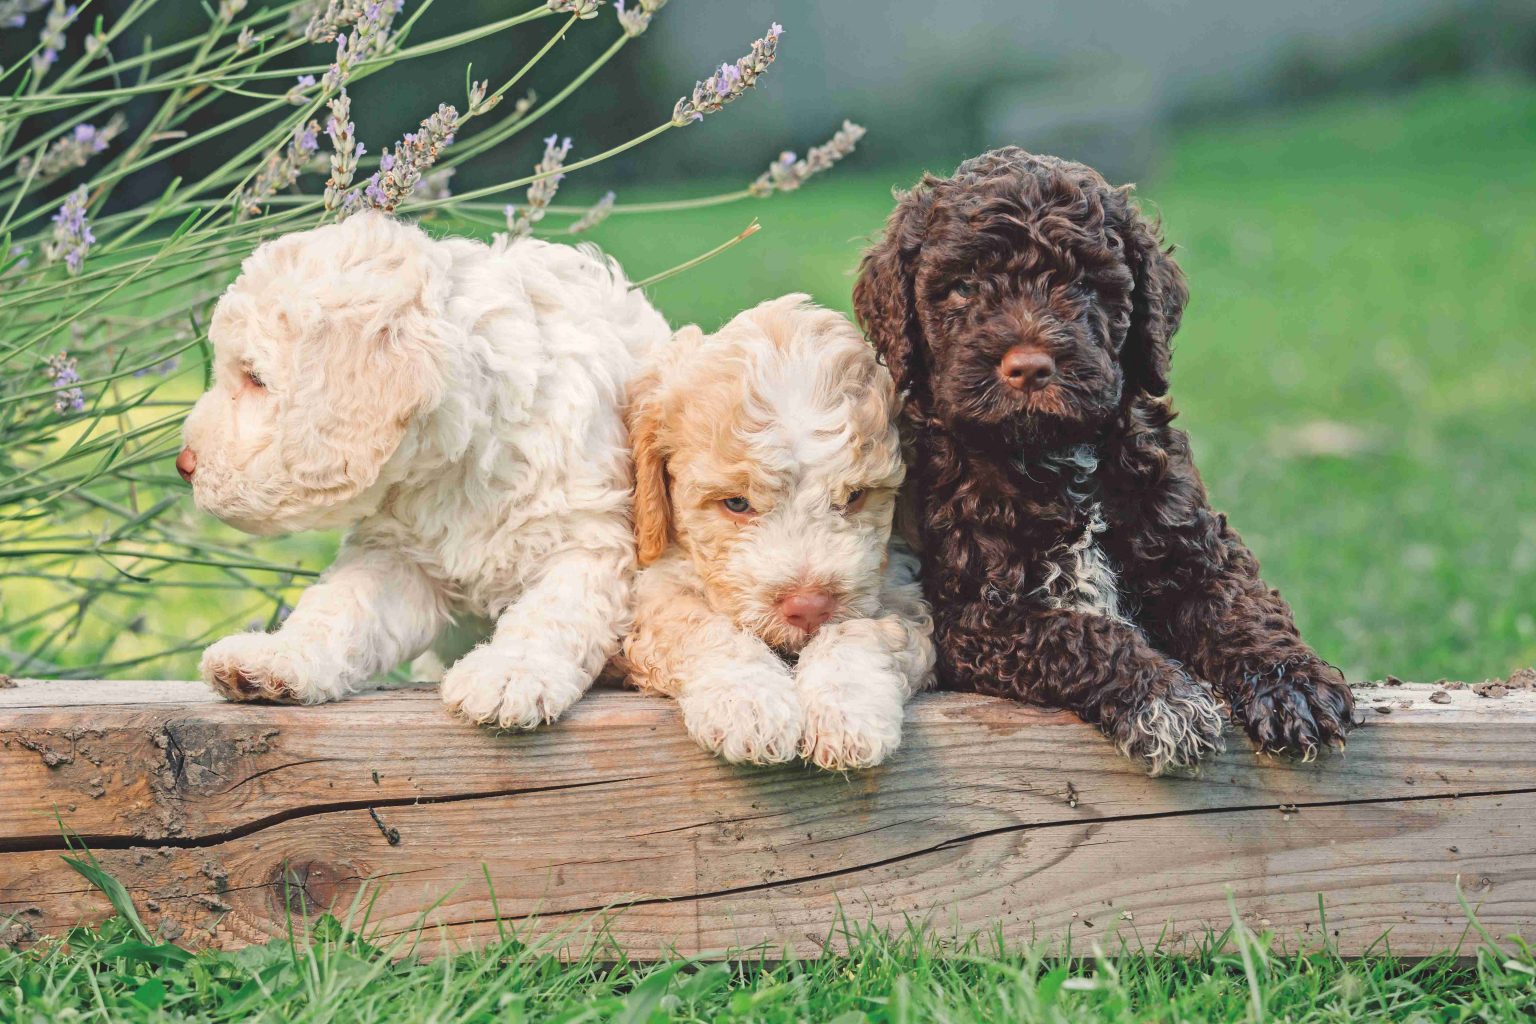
[949,281,975,299]
[244,369,267,391]
[720,496,755,517]
[835,489,868,515]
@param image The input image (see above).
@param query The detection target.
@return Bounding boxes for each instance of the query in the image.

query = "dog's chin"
[943,390,1103,452]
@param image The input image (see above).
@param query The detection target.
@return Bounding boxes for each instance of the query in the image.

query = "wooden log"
[2,678,1533,956]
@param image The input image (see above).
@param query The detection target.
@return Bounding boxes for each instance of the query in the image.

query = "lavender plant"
[0,1,868,679]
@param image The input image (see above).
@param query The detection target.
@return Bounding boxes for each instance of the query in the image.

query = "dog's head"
[853,148,1187,450]
[628,295,905,653]
[180,213,448,535]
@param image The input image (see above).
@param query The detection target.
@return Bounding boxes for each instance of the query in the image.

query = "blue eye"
[722,496,753,515]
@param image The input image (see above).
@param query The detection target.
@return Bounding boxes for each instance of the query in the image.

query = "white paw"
[200,633,340,704]
[440,644,590,729]
[1120,680,1227,776]
[679,661,801,766]
[796,660,906,771]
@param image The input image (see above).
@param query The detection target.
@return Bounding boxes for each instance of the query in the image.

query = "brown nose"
[175,447,197,483]
[999,347,1056,392]
[778,588,837,635]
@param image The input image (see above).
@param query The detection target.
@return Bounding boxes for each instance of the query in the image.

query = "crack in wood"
[0,773,662,855]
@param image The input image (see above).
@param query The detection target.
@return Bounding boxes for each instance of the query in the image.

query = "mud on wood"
[2,679,1534,957]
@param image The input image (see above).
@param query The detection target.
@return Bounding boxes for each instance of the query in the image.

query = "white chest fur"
[1026,445,1128,623]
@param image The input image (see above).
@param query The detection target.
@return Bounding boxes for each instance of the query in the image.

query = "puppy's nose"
[175,447,197,483]
[999,347,1056,392]
[778,588,837,635]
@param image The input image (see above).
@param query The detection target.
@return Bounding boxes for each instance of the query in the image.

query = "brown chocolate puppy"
[854,148,1354,772]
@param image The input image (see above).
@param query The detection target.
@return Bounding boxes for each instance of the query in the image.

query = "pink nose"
[175,447,197,483]
[778,588,837,635]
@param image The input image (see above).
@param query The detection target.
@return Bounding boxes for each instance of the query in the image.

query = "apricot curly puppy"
[180,213,668,727]
[624,295,935,769]
[854,149,1355,773]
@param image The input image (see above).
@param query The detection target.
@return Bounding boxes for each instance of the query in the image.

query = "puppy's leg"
[201,548,445,704]
[1107,422,1354,757]
[941,606,1226,774]
[441,545,629,729]
[1147,531,1354,758]
[626,580,800,766]
[796,553,936,770]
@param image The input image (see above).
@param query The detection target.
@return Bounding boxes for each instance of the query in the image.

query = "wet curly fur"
[853,148,1355,772]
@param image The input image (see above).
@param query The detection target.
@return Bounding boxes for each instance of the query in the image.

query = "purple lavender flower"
[672,23,782,126]
[45,352,85,414]
[320,0,403,90]
[354,103,459,213]
[304,0,403,44]
[505,133,574,238]
[132,356,181,379]
[748,121,866,197]
[323,90,362,210]
[16,113,127,183]
[547,0,601,19]
[46,185,93,275]
[0,1,49,30]
[31,0,76,79]
[240,119,324,218]
[614,0,665,36]
[568,190,616,234]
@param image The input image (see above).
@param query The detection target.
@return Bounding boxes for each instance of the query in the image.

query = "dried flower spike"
[45,352,85,415]
[418,167,455,202]
[359,103,459,212]
[672,23,782,126]
[45,185,93,275]
[324,90,364,210]
[748,120,867,197]
[547,0,602,19]
[467,79,502,117]
[614,0,666,37]
[568,190,616,234]
[505,133,572,238]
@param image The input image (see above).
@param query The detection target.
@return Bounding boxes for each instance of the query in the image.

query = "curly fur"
[621,296,935,769]
[184,213,669,726]
[854,148,1355,771]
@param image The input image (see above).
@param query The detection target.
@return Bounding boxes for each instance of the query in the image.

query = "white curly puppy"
[623,295,935,769]
[179,212,669,727]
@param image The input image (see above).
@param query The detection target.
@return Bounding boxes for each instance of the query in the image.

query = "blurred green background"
[4,1,1534,683]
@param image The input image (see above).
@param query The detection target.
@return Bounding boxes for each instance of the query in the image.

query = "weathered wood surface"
[3,678,1534,957]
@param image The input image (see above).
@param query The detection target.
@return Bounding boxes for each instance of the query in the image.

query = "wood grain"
[3,678,1533,956]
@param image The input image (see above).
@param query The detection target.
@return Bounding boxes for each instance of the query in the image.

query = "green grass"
[5,882,1535,1023]
[591,76,1536,684]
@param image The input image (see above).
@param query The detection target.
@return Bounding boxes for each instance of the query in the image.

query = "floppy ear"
[1112,191,1188,399]
[285,304,444,505]
[280,215,447,504]
[853,184,934,395]
[628,382,671,567]
[627,324,705,566]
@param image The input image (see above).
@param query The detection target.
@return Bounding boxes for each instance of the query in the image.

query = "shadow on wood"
[2,679,1533,957]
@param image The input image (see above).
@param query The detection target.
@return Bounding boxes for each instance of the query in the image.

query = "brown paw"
[1238,662,1355,759]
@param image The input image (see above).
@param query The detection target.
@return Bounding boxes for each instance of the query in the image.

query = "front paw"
[678,662,801,766]
[1238,661,1355,758]
[440,644,590,729]
[796,651,906,771]
[200,633,337,704]
[1114,675,1227,775]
